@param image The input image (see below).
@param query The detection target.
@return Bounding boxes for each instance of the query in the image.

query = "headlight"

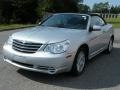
[7,36,13,45]
[44,40,70,54]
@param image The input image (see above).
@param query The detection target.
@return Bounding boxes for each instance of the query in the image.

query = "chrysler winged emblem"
[22,40,26,44]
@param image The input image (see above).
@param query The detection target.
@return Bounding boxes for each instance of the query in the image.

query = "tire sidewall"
[71,48,87,75]
[106,38,113,53]
[108,39,113,52]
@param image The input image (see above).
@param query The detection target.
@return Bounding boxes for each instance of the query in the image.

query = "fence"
[99,13,120,18]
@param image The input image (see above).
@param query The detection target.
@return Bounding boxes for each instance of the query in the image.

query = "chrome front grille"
[12,39,42,53]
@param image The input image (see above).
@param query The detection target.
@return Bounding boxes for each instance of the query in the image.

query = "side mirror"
[92,25,101,31]
[89,25,102,32]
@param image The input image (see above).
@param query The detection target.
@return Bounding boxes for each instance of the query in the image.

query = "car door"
[94,16,109,47]
[89,16,106,57]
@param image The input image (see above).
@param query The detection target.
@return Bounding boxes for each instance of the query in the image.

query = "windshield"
[40,14,89,29]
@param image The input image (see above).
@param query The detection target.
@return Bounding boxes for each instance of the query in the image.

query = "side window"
[98,17,105,25]
[90,16,105,27]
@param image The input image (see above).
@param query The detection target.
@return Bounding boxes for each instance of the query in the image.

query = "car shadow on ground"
[18,47,120,89]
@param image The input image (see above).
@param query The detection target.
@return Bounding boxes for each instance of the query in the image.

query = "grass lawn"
[106,18,120,28]
[0,24,35,31]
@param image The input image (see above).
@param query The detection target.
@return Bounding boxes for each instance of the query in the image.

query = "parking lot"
[0,29,120,90]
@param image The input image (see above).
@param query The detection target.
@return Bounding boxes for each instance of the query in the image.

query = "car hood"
[12,26,86,44]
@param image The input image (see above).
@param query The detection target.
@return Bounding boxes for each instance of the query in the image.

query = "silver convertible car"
[3,13,114,75]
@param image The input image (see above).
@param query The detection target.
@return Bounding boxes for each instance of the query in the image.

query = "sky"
[84,0,120,9]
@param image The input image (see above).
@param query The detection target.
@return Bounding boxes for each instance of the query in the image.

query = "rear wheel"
[71,48,87,75]
[105,38,113,53]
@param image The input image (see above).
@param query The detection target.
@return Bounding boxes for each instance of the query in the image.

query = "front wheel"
[71,48,87,75]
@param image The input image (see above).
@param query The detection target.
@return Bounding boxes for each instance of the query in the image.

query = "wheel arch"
[75,43,89,61]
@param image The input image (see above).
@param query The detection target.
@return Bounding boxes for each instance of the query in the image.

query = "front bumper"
[3,44,74,74]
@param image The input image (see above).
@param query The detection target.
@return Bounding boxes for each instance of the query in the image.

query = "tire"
[71,48,87,76]
[105,38,114,54]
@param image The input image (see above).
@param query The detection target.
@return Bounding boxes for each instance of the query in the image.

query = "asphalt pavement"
[0,29,120,90]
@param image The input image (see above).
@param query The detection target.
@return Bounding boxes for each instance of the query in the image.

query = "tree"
[0,0,3,23]
[0,0,83,24]
[92,2,110,13]
[0,0,39,23]
[110,5,120,14]
[0,0,13,23]
[79,0,84,3]
[46,0,79,13]
[78,4,90,13]
[11,0,38,23]
[37,0,79,19]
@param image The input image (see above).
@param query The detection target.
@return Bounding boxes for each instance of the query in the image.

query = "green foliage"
[79,0,83,3]
[36,0,79,18]
[0,0,2,23]
[0,0,13,23]
[110,5,120,14]
[0,0,38,24]
[0,24,34,31]
[92,2,120,14]
[78,4,90,13]
[92,2,110,13]
[11,0,38,23]
[45,0,79,13]
[0,0,80,24]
